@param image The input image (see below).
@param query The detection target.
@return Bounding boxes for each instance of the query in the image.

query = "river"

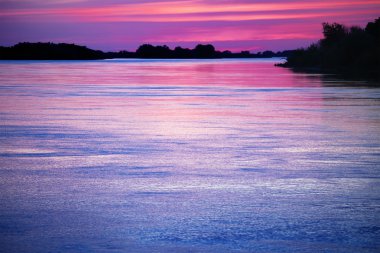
[0,59,379,252]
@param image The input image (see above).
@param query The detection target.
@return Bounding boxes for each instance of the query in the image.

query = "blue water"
[0,59,379,252]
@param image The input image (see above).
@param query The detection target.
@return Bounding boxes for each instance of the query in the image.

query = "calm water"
[0,59,379,252]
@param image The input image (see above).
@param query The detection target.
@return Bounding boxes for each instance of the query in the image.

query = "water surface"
[0,59,379,252]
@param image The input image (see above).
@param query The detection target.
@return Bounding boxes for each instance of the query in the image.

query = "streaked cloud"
[0,0,379,52]
[2,0,379,20]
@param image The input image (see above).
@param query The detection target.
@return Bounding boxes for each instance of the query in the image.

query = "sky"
[0,0,379,52]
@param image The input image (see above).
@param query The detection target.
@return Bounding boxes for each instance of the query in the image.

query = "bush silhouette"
[193,44,216,58]
[279,17,380,77]
[0,42,105,60]
[1,42,293,60]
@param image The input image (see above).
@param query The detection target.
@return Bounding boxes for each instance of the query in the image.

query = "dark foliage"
[193,44,217,58]
[278,17,380,77]
[0,42,294,60]
[136,44,172,58]
[104,50,136,58]
[0,42,105,60]
[134,43,288,59]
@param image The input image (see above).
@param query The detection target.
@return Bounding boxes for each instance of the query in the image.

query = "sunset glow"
[1,0,379,52]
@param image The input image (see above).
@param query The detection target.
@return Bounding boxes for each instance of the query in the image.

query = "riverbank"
[277,17,380,81]
[0,42,292,60]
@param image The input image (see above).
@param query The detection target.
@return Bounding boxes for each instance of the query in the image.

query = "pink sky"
[0,0,379,52]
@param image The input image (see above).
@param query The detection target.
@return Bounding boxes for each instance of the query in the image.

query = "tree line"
[278,17,380,77]
[0,42,292,60]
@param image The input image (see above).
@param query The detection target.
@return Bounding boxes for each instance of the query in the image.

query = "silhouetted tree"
[136,44,173,58]
[238,51,250,57]
[365,17,380,41]
[0,42,293,60]
[262,51,275,58]
[278,17,380,78]
[193,44,216,58]
[173,46,192,58]
[321,22,347,47]
[219,50,232,58]
[0,42,105,60]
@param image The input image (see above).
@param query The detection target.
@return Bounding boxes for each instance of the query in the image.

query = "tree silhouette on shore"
[278,17,380,77]
[0,42,292,60]
[0,42,105,60]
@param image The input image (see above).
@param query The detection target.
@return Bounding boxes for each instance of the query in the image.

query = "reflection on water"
[0,59,379,252]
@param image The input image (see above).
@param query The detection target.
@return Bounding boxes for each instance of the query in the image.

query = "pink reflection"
[0,59,324,142]
[0,59,321,87]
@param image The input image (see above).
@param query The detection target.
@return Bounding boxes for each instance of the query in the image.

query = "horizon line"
[1,41,302,54]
